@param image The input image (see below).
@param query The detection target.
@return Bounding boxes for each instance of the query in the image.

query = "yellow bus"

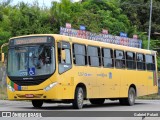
[7,34,158,109]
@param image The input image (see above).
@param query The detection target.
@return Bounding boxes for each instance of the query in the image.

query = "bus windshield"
[7,45,55,77]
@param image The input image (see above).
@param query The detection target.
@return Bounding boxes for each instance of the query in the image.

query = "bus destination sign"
[14,37,47,45]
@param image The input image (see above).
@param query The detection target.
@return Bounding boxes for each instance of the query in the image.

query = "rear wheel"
[32,100,43,108]
[119,87,136,106]
[89,99,105,105]
[72,87,84,109]
[127,87,136,106]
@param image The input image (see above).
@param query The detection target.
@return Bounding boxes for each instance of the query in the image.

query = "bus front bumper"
[7,82,60,100]
[7,83,74,100]
[7,89,58,100]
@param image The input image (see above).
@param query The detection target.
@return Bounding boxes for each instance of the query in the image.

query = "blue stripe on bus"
[18,86,21,91]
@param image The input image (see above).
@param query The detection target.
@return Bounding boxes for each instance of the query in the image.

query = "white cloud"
[11,0,54,7]
[11,0,80,7]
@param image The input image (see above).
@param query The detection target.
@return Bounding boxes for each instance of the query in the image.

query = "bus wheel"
[127,87,136,106]
[32,100,43,108]
[73,87,84,109]
[89,99,105,105]
[119,87,136,106]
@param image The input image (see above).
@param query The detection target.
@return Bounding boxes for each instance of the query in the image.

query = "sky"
[11,0,80,8]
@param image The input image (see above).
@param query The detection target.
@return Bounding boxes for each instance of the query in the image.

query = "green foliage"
[120,0,160,40]
[0,0,142,44]
[0,0,160,67]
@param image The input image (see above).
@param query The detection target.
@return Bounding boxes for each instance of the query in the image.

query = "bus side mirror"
[1,53,4,62]
[61,49,66,61]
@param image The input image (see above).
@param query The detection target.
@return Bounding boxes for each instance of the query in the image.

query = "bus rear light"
[7,85,15,92]
[44,82,58,91]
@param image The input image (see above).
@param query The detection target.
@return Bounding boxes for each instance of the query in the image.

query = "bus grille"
[11,79,45,86]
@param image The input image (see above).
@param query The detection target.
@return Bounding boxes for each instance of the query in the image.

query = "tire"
[119,87,136,106]
[89,99,105,105]
[72,87,84,109]
[32,100,43,108]
[127,87,136,106]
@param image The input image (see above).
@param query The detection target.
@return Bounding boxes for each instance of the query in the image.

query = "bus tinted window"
[73,44,87,66]
[58,41,72,74]
[115,50,125,68]
[88,46,101,67]
[58,43,71,64]
[65,49,71,64]
[137,53,145,70]
[126,52,136,69]
[146,55,155,71]
[102,48,114,68]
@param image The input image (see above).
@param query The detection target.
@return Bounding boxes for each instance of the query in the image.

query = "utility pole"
[148,0,153,50]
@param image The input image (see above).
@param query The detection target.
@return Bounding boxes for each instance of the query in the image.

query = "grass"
[0,82,7,100]
[0,62,2,66]
[0,62,7,100]
[138,94,160,100]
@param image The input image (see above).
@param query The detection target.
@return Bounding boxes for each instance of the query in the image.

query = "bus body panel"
[7,34,158,102]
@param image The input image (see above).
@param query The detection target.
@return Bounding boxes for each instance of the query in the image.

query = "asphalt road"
[0,99,160,120]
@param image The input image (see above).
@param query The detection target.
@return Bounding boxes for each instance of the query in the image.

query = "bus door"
[57,41,74,99]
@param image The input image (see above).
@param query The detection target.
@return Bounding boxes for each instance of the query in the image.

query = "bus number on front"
[21,86,28,90]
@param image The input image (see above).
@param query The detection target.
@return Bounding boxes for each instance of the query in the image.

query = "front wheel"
[72,87,84,109]
[32,100,43,108]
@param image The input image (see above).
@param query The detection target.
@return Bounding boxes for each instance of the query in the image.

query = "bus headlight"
[44,82,58,91]
[7,85,15,92]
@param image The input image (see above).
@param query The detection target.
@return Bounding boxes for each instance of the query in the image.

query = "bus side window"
[58,41,72,74]
[152,56,156,70]
[126,51,136,69]
[145,54,155,71]
[115,50,125,68]
[102,48,114,68]
[73,44,87,66]
[136,53,146,70]
[88,46,101,67]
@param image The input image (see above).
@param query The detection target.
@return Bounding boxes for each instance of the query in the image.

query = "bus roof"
[9,34,156,55]
[55,34,156,55]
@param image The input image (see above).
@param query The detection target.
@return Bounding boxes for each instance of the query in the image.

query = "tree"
[120,0,160,40]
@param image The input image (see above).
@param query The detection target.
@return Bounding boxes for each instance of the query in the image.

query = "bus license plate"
[25,94,34,98]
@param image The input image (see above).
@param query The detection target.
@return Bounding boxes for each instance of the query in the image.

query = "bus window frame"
[87,45,101,67]
[57,41,72,74]
[136,53,146,71]
[114,49,126,69]
[72,43,88,66]
[101,47,114,68]
[145,54,156,71]
[125,51,136,70]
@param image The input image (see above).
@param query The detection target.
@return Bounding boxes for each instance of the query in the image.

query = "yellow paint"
[7,34,158,101]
